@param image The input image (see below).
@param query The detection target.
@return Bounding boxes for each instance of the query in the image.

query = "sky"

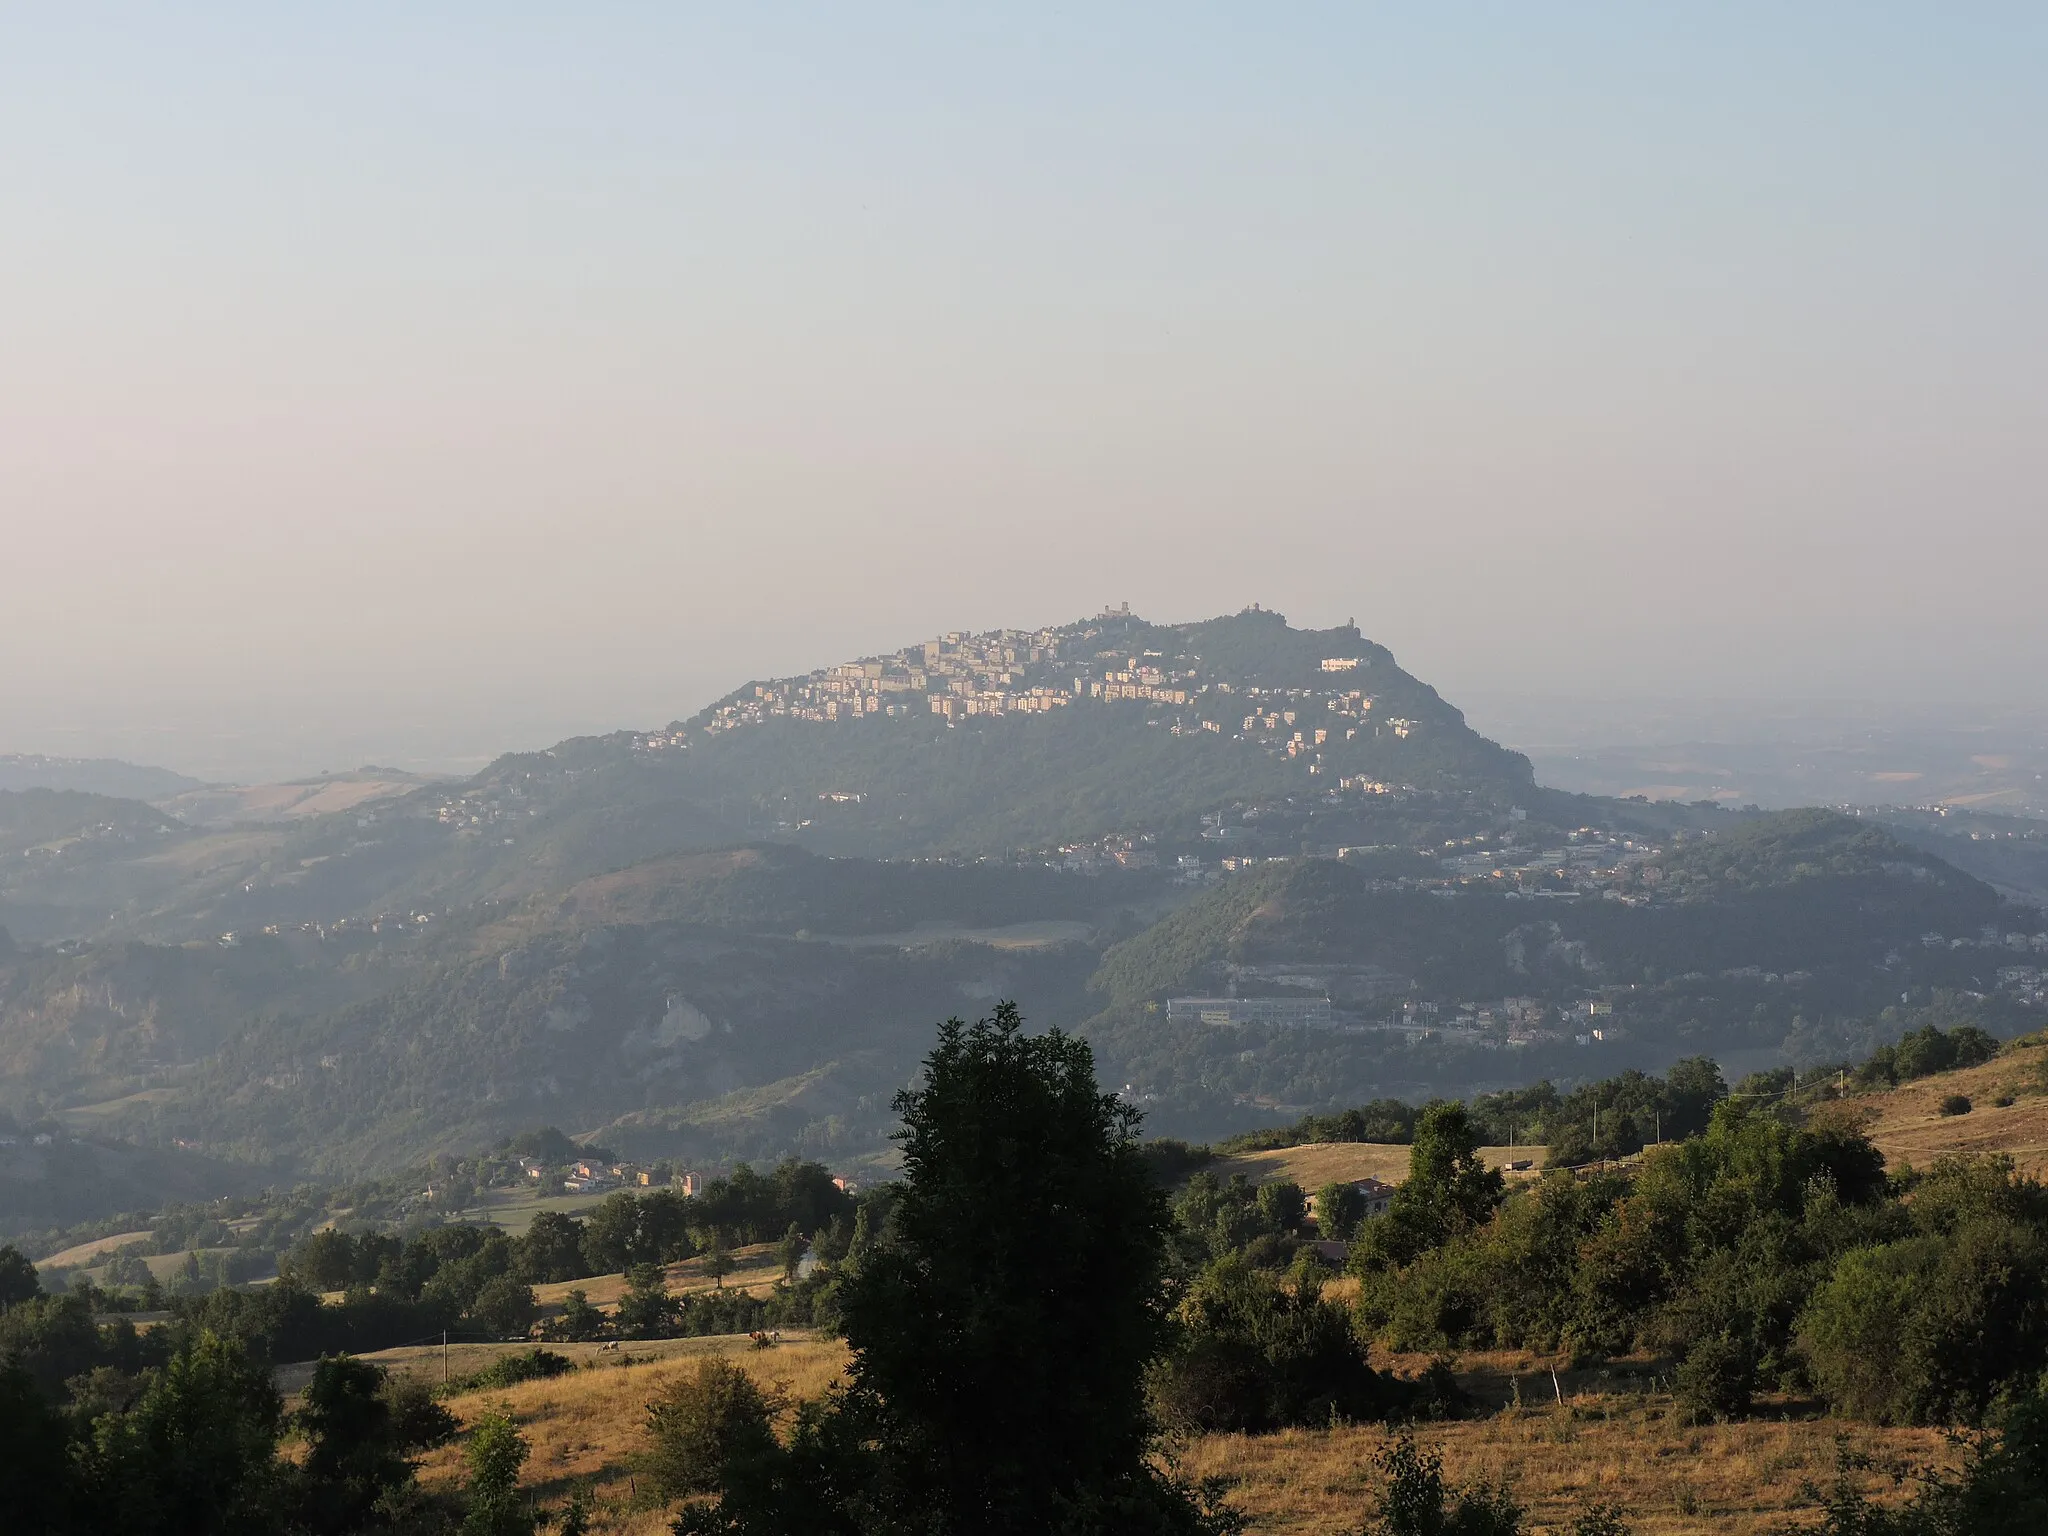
[2,5,2043,781]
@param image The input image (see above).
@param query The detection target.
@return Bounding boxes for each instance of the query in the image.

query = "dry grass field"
[1849,1038,2048,1178]
[387,1334,1952,1535]
[36,1228,156,1270]
[410,1332,849,1533]
[1181,1395,1949,1534]
[1211,1143,1529,1201]
[530,1243,785,1313]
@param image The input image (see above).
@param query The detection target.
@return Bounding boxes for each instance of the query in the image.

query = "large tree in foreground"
[679,1002,1237,1535]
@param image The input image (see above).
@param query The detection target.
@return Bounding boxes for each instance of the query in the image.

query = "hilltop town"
[676,605,1427,778]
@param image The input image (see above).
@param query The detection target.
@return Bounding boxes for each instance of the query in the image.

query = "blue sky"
[2,6,2042,776]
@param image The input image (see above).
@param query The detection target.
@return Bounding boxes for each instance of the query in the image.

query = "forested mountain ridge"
[1,610,2043,1223]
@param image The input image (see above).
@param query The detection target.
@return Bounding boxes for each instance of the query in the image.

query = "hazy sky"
[3,6,2043,780]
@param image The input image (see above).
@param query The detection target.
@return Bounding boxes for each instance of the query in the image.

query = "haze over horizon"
[5,7,2044,781]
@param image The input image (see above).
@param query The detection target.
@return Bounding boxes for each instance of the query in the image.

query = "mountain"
[1,608,2043,1223]
[662,606,1534,854]
[0,608,1528,947]
[0,754,204,800]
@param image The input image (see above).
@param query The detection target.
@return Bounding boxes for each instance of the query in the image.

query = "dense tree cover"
[1852,1021,2000,1088]
[1469,1057,1728,1166]
[270,1155,851,1311]
[1147,1258,1420,1434]
[1352,1104,1507,1272]
[0,1325,466,1535]
[169,921,1099,1176]
[1656,807,1974,895]
[1218,1098,1421,1152]
[1337,1094,2048,1427]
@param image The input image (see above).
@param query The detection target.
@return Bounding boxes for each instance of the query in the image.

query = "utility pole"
[442,1330,448,1386]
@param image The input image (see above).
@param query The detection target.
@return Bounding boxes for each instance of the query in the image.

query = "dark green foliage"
[515,1212,590,1283]
[1858,1023,2002,1089]
[1222,1100,1420,1152]
[834,1004,1187,1531]
[642,1356,782,1499]
[1362,1103,1835,1358]
[1939,1095,1972,1118]
[674,1003,1237,1535]
[1465,1059,1725,1169]
[0,1357,78,1532]
[461,1348,574,1392]
[1256,1181,1308,1236]
[581,1190,695,1273]
[73,1331,288,1536]
[1673,1333,1755,1423]
[1318,1181,1369,1242]
[1149,1258,1403,1434]
[1141,1137,1218,1184]
[1798,1160,2048,1426]
[1352,1104,1504,1272]
[0,1241,42,1305]
[1173,1170,1298,1268]
[295,1353,456,1534]
[555,1289,603,1341]
[470,1276,538,1339]
[614,1263,681,1340]
[1,1286,157,1396]
[1361,1433,1522,1536]
[461,1410,533,1536]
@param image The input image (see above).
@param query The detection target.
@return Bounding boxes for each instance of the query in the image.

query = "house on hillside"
[1350,1177,1397,1219]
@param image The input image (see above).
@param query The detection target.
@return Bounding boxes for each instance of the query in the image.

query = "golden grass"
[36,1228,155,1270]
[411,1332,850,1534]
[387,1336,1955,1535]
[530,1244,786,1314]
[1211,1143,1529,1199]
[1181,1397,1950,1534]
[1850,1040,2048,1179]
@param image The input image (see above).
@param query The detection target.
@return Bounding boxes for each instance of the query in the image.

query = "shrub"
[463,1348,574,1392]
[1149,1258,1404,1434]
[1674,1334,1754,1423]
[1940,1095,1973,1118]
[462,1411,532,1536]
[1362,1433,1521,1536]
[642,1356,782,1500]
